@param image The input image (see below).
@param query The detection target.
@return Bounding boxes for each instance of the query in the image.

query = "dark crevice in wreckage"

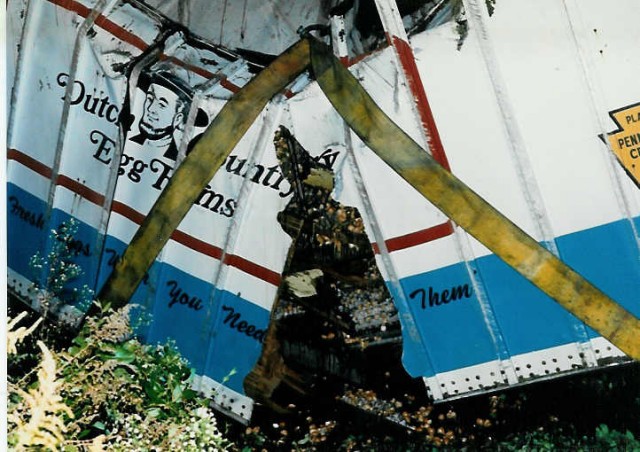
[244,126,422,422]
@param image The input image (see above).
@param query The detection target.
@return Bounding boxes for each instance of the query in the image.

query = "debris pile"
[245,126,413,428]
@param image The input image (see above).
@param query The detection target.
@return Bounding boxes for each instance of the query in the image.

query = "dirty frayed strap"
[308,39,640,360]
[97,39,311,308]
[98,37,639,361]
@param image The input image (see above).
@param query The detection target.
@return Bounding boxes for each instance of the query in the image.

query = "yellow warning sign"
[606,102,640,186]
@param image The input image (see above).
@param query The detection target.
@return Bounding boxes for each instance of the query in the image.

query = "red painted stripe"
[372,221,454,254]
[7,149,53,179]
[392,36,451,171]
[57,174,106,205]
[158,54,243,93]
[170,229,223,260]
[47,0,148,51]
[220,78,241,94]
[8,148,280,286]
[111,200,147,225]
[159,56,241,93]
[345,44,390,68]
[224,254,282,287]
[345,52,371,67]
[159,54,215,79]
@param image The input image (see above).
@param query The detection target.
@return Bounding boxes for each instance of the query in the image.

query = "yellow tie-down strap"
[99,37,640,360]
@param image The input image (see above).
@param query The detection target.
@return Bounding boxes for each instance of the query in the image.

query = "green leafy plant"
[8,303,233,451]
[8,221,233,451]
[7,313,70,450]
[595,424,640,450]
[29,218,94,315]
[59,302,232,450]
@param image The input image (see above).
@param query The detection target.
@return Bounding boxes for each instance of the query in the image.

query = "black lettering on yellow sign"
[605,102,640,187]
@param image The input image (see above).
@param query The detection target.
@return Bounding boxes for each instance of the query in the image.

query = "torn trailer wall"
[6,0,640,422]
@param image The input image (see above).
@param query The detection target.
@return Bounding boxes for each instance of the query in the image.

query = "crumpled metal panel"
[308,32,640,396]
[353,0,639,398]
[281,0,640,401]
[143,0,328,56]
[6,0,293,422]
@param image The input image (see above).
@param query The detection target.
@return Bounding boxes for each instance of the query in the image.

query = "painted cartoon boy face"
[139,83,184,139]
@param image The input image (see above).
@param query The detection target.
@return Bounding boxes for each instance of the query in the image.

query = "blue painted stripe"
[7,183,270,393]
[392,264,500,376]
[10,182,640,386]
[396,217,640,377]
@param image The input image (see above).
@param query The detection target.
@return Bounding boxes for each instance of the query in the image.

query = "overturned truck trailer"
[7,0,640,422]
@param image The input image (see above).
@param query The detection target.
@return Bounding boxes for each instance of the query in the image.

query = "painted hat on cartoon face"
[137,69,209,127]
